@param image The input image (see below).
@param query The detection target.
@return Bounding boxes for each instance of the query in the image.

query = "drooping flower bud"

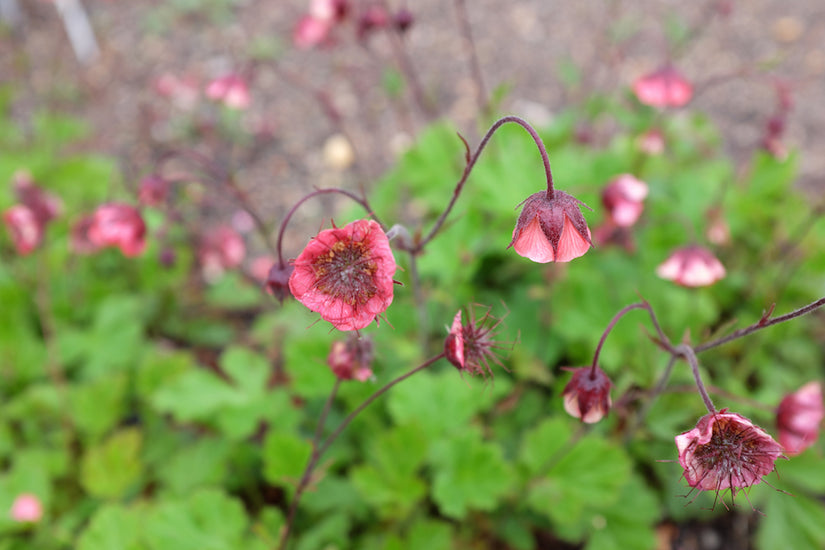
[508,190,592,263]
[776,381,824,455]
[264,261,294,304]
[637,129,665,155]
[675,409,784,497]
[138,174,169,207]
[656,246,726,287]
[289,219,396,331]
[205,74,251,110]
[328,334,373,381]
[293,15,334,48]
[633,66,693,108]
[562,366,613,423]
[601,174,648,228]
[3,205,42,255]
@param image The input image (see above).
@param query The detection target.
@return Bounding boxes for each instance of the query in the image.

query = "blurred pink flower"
[137,174,169,207]
[154,73,200,110]
[562,366,613,424]
[310,0,348,21]
[10,493,42,523]
[776,381,824,455]
[13,171,63,223]
[633,66,693,108]
[676,409,783,495]
[3,205,42,255]
[87,203,147,257]
[328,334,373,381]
[199,226,246,281]
[293,15,333,48]
[705,207,731,246]
[602,174,648,228]
[357,5,389,40]
[637,129,665,155]
[509,191,592,263]
[289,219,396,331]
[205,74,251,110]
[656,246,725,287]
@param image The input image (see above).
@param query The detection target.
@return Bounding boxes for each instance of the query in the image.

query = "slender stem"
[590,302,647,375]
[277,353,444,550]
[453,0,488,114]
[274,188,381,266]
[676,344,716,414]
[694,296,825,353]
[416,116,555,252]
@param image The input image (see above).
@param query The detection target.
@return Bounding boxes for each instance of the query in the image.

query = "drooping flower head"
[562,366,613,423]
[509,190,592,263]
[10,493,42,523]
[328,334,374,381]
[633,66,693,108]
[637,129,665,155]
[205,74,251,110]
[13,171,62,224]
[138,174,169,207]
[776,381,824,455]
[3,205,42,255]
[289,219,396,331]
[3,172,63,255]
[263,261,294,304]
[656,246,726,287]
[601,174,649,228]
[444,307,509,379]
[87,203,147,257]
[675,409,784,499]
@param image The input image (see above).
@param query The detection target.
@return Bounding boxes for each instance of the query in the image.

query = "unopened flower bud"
[562,366,612,423]
[776,381,824,455]
[328,335,373,381]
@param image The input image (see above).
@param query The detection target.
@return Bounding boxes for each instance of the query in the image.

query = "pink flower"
[3,205,43,255]
[444,307,507,379]
[675,409,784,496]
[656,246,726,287]
[637,129,665,155]
[328,334,373,381]
[705,207,730,246]
[776,381,824,455]
[289,219,396,331]
[205,74,251,110]
[562,366,613,423]
[154,73,200,110]
[198,226,246,281]
[357,5,389,40]
[13,171,62,223]
[633,66,693,108]
[310,0,348,21]
[509,190,592,263]
[10,493,42,523]
[70,215,99,254]
[293,15,334,48]
[601,174,648,228]
[87,203,147,257]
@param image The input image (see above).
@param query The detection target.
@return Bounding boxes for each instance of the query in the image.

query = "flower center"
[311,239,378,306]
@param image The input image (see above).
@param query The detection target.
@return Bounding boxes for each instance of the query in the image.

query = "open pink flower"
[205,74,251,110]
[562,366,612,423]
[328,334,373,381]
[633,66,693,108]
[87,203,147,257]
[602,174,648,228]
[3,205,43,255]
[10,493,42,523]
[676,409,784,496]
[776,381,824,455]
[444,307,507,379]
[656,246,725,287]
[293,15,334,48]
[289,219,396,331]
[509,190,592,263]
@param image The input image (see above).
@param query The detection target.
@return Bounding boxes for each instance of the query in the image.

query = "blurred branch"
[54,0,100,64]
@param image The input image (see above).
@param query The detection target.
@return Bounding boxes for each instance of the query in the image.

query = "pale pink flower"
[705,208,731,246]
[289,219,396,331]
[293,15,333,49]
[601,174,648,228]
[310,0,348,21]
[198,226,246,281]
[637,129,665,155]
[154,73,200,110]
[509,190,592,263]
[10,493,43,523]
[656,246,726,287]
[328,335,373,381]
[676,409,784,496]
[3,205,43,255]
[562,366,613,424]
[633,66,693,108]
[87,203,147,257]
[776,381,824,455]
[205,74,251,110]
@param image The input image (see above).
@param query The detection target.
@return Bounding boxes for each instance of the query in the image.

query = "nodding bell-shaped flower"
[656,246,726,287]
[776,381,824,455]
[602,174,649,228]
[633,66,693,108]
[508,190,592,263]
[675,409,784,497]
[562,366,613,424]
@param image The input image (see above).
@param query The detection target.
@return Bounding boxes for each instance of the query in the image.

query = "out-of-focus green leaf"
[80,428,143,499]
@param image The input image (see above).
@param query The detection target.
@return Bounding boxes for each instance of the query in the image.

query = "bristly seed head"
[444,305,511,379]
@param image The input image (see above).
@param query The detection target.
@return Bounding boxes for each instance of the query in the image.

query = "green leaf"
[76,504,143,550]
[518,418,573,476]
[262,431,312,491]
[428,428,514,519]
[156,437,232,495]
[70,373,129,441]
[756,490,825,550]
[81,428,144,499]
